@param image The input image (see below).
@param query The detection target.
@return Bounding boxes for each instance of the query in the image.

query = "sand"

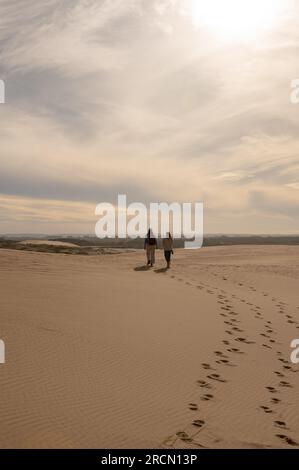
[20,240,80,248]
[0,245,298,449]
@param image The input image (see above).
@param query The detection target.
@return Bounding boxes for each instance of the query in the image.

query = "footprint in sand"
[214,351,228,358]
[201,363,214,371]
[266,386,279,394]
[262,344,272,349]
[271,398,281,404]
[235,337,255,345]
[279,381,292,388]
[189,403,198,411]
[278,358,289,365]
[197,380,212,389]
[222,340,230,345]
[192,419,205,428]
[216,359,236,367]
[274,421,288,430]
[274,371,285,378]
[176,431,193,442]
[207,373,227,383]
[283,365,296,372]
[232,327,243,333]
[225,330,234,336]
[260,406,274,414]
[227,348,244,354]
[276,435,298,447]
[200,394,213,401]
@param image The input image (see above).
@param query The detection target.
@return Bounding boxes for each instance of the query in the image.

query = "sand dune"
[0,246,298,449]
[20,240,80,248]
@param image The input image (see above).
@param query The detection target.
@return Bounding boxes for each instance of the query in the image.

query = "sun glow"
[191,0,286,40]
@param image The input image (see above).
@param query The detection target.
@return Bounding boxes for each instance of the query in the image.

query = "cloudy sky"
[0,0,298,234]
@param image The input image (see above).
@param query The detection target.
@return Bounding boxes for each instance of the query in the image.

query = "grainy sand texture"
[0,245,299,449]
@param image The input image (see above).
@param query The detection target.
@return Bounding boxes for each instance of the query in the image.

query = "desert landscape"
[1,0,299,458]
[0,245,298,449]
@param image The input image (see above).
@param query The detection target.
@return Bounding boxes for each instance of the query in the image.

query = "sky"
[0,0,298,235]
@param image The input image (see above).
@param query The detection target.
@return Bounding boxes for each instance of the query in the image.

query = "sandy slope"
[0,246,298,449]
[20,240,80,247]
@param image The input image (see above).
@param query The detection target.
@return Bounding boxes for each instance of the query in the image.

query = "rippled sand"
[0,246,298,448]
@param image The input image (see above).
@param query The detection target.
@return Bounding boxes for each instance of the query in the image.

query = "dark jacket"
[144,236,157,248]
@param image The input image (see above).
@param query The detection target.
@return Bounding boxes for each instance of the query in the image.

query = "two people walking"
[144,229,174,269]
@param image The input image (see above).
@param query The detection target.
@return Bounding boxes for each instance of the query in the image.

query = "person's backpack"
[148,238,156,246]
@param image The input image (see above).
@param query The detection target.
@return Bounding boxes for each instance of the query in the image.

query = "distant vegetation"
[0,234,299,255]
[203,235,299,246]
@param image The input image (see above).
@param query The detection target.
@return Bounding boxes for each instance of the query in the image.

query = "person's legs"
[164,250,171,268]
[150,246,155,266]
[146,245,151,264]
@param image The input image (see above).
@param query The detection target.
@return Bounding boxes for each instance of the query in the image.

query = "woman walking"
[144,229,157,267]
[162,232,174,269]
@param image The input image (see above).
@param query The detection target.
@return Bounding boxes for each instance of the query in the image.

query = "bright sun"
[191,0,285,40]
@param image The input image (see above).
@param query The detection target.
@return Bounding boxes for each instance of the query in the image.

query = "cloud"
[287,183,299,190]
[250,188,299,220]
[0,0,298,233]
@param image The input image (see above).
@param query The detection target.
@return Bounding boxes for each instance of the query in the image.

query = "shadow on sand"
[154,268,169,274]
[134,265,151,272]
